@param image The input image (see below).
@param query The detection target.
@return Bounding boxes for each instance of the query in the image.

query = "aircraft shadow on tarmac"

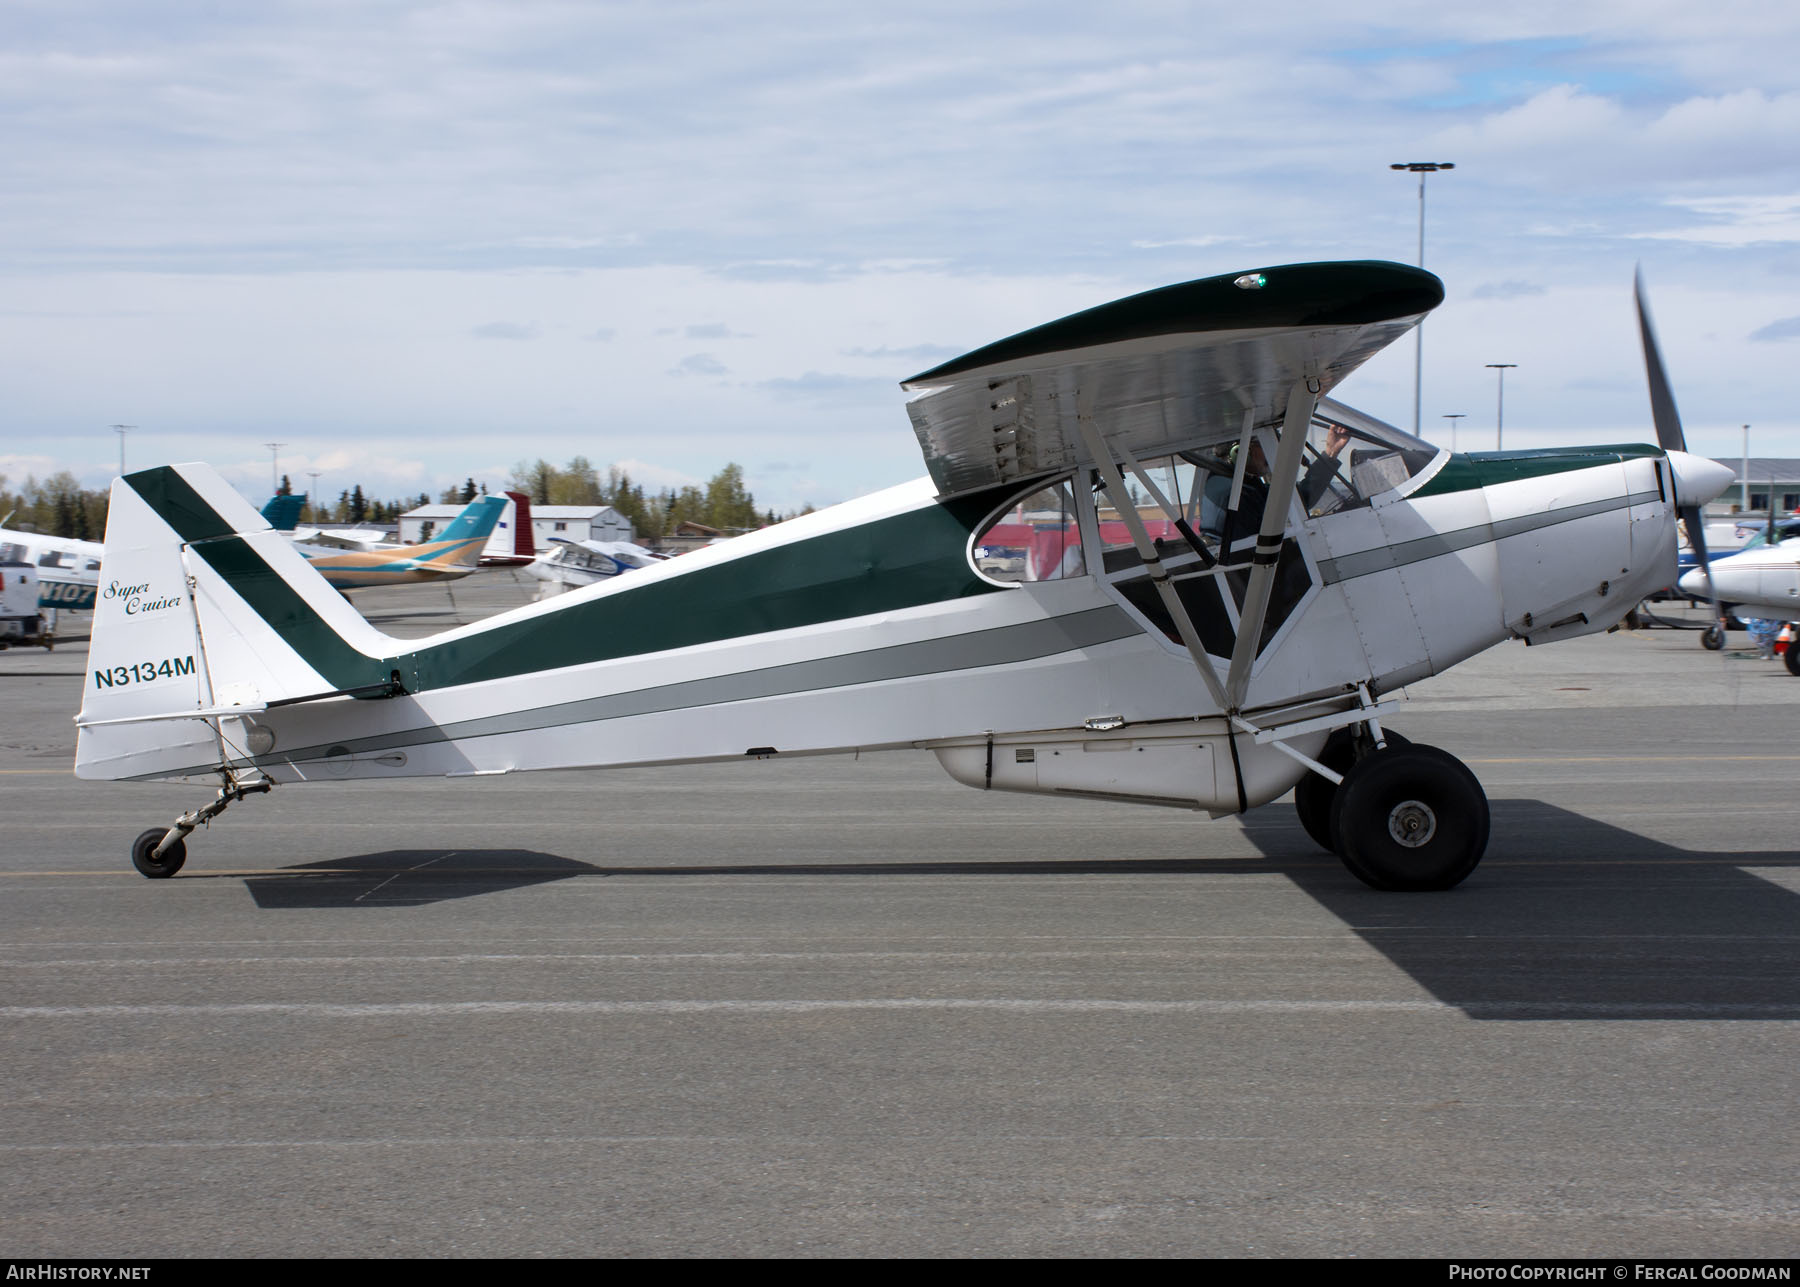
[241,801,1800,1021]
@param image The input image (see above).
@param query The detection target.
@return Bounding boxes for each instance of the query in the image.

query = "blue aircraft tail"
[437,495,507,542]
[260,493,307,531]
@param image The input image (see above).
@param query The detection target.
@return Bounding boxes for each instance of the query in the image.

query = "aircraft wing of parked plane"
[74,260,1734,891]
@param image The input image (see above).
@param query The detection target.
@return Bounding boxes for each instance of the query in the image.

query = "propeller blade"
[1681,504,1719,609]
[1634,267,1688,455]
[1639,269,1725,637]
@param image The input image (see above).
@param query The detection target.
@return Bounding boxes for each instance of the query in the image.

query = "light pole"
[264,443,286,496]
[111,424,135,476]
[1390,161,1455,436]
[1485,364,1516,450]
[1442,413,1466,451]
[1742,425,1750,513]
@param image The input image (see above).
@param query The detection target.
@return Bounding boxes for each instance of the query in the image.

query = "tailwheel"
[127,776,272,879]
[1293,727,1408,853]
[131,828,187,879]
[1328,743,1488,891]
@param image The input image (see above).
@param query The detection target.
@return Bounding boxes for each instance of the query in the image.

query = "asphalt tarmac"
[2,574,1796,1258]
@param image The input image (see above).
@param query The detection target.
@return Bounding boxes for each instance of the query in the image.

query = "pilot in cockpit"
[1201,423,1352,538]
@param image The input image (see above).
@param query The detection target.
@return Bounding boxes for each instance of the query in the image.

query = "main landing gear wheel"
[131,828,187,879]
[1785,640,1800,677]
[1701,624,1725,651]
[1328,743,1488,892]
[1293,727,1409,853]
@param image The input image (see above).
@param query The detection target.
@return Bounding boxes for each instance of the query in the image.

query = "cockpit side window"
[972,479,1084,583]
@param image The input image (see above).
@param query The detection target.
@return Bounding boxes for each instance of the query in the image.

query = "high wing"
[905,260,1441,713]
[296,528,390,552]
[901,260,1441,499]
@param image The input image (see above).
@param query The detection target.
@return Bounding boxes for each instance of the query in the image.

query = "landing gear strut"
[1292,726,1409,853]
[130,776,273,879]
[1294,727,1488,891]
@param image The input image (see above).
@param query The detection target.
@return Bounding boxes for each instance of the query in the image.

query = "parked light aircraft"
[524,538,666,597]
[74,260,1735,890]
[1679,540,1800,674]
[285,495,508,590]
[0,526,103,612]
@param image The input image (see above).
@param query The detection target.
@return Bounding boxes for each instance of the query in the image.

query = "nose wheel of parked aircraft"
[1701,624,1725,651]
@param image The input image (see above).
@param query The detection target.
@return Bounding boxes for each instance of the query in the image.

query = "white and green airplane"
[74,260,1734,890]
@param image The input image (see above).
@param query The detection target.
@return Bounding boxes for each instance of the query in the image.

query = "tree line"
[0,473,109,542]
[3,461,810,545]
[507,457,809,542]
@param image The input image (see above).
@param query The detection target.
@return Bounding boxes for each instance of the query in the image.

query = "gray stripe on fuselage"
[204,603,1141,773]
[1315,489,1662,585]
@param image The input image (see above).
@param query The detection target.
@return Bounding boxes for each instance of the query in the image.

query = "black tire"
[1701,624,1725,650]
[1293,727,1408,853]
[131,828,187,879]
[1786,639,1800,677]
[1328,744,1488,892]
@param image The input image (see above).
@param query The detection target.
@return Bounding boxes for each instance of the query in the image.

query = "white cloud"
[1637,195,1800,247]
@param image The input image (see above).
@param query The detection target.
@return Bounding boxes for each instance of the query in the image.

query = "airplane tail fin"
[75,464,400,782]
[259,493,306,531]
[438,495,508,544]
[505,490,536,560]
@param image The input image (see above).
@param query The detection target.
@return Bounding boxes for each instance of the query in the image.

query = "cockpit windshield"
[1298,397,1440,517]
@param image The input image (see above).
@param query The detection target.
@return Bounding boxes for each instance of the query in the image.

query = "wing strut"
[1223,380,1319,710]
[1070,385,1231,713]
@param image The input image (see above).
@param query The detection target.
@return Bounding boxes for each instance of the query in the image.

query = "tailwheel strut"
[131,776,274,879]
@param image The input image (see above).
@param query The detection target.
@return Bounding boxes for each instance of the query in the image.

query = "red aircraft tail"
[506,492,536,560]
[479,491,539,566]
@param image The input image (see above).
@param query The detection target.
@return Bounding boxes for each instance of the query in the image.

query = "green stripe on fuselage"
[1409,444,1664,499]
[404,489,1011,691]
[127,467,1015,695]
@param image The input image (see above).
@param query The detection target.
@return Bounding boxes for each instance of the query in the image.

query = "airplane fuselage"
[77,445,1681,817]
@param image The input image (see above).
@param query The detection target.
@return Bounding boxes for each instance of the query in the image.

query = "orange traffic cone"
[1778,625,1793,656]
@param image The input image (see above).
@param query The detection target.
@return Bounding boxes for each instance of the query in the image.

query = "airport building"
[1706,458,1800,518]
[400,502,633,550]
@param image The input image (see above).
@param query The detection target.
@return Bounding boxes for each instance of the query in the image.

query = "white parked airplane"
[524,537,666,597]
[1679,540,1800,674]
[0,526,103,612]
[73,260,1734,890]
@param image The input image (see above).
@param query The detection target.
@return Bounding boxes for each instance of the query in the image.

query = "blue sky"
[4,0,1799,510]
